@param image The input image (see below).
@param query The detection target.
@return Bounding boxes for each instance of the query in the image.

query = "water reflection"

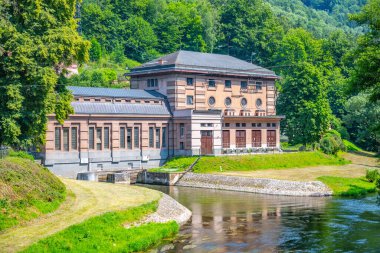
[143,185,380,253]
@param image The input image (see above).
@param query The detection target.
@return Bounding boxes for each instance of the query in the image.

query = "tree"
[89,38,102,62]
[216,0,284,65]
[349,0,380,102]
[0,0,89,147]
[277,63,332,145]
[275,29,332,145]
[343,93,380,151]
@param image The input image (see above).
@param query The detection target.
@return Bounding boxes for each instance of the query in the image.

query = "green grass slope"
[23,202,179,253]
[0,157,66,231]
[193,152,349,173]
[318,176,377,197]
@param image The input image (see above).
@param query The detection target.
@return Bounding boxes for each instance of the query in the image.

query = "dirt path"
[0,179,161,253]
[218,152,379,181]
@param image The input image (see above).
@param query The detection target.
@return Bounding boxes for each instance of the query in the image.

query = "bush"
[9,150,34,161]
[366,169,380,183]
[376,178,380,189]
[320,130,346,155]
[311,142,320,151]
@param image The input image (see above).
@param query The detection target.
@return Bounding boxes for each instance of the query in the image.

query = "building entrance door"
[222,130,230,148]
[267,130,276,147]
[201,130,213,155]
[236,130,246,148]
[252,130,262,147]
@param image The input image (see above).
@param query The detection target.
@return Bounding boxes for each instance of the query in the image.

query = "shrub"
[9,150,34,161]
[311,142,320,151]
[376,178,380,189]
[366,169,380,183]
[299,145,306,151]
[320,130,346,155]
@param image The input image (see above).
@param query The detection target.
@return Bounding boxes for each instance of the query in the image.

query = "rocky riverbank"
[175,173,333,196]
[127,193,192,228]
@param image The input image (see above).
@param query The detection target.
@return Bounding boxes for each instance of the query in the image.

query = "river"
[144,185,380,253]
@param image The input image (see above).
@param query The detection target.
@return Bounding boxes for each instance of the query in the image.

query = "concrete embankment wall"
[136,171,184,185]
[175,173,333,197]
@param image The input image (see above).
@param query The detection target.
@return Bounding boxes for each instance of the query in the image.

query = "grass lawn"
[149,156,198,173]
[22,202,179,253]
[317,176,377,197]
[0,157,66,231]
[192,152,349,173]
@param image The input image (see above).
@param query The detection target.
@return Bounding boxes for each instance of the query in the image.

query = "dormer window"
[256,82,263,90]
[187,78,193,86]
[147,79,158,88]
[208,79,216,88]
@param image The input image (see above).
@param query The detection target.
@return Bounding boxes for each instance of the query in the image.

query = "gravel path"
[176,173,333,196]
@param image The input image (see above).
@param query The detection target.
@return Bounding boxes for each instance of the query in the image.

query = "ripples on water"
[144,185,380,253]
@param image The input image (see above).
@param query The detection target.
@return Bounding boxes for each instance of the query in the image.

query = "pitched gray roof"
[129,50,277,78]
[68,86,166,100]
[71,102,171,116]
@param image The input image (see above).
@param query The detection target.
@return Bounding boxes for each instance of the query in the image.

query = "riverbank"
[176,172,332,196]
[0,178,190,252]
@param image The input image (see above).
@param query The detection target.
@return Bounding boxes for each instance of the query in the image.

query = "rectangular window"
[257,123,262,127]
[147,79,158,87]
[104,127,110,149]
[180,142,184,150]
[186,78,193,86]
[127,128,132,149]
[134,127,139,148]
[180,123,185,138]
[236,123,240,127]
[225,80,231,88]
[252,123,256,127]
[63,128,69,151]
[96,128,102,150]
[272,123,276,127]
[162,127,167,148]
[225,123,230,127]
[242,123,246,127]
[149,127,154,148]
[187,95,194,105]
[256,82,263,90]
[71,127,78,150]
[120,127,125,149]
[267,123,271,127]
[208,79,216,87]
[55,127,61,150]
[89,127,95,149]
[156,128,161,148]
[241,81,248,89]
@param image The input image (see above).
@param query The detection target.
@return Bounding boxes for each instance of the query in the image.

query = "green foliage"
[8,150,34,161]
[89,38,102,62]
[318,176,377,197]
[0,0,90,147]
[365,169,380,183]
[319,130,347,155]
[193,152,348,173]
[343,93,380,151]
[23,202,179,253]
[0,157,66,231]
[343,139,363,152]
[349,0,380,102]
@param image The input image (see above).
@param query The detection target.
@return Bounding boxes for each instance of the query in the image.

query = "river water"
[145,185,380,253]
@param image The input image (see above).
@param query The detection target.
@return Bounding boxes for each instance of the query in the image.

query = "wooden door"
[222,130,230,148]
[201,130,213,155]
[267,130,276,147]
[236,130,246,148]
[252,130,261,147]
